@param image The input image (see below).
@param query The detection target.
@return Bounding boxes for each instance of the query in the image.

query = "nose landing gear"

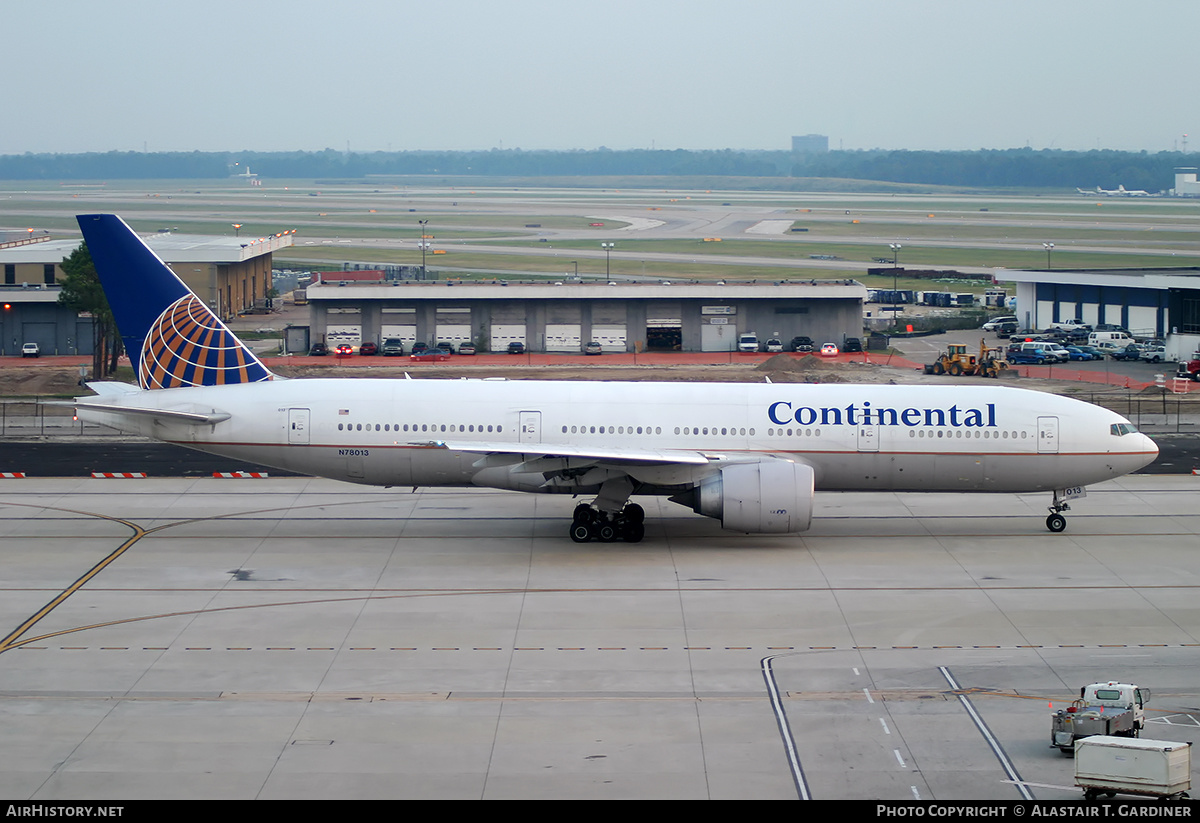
[1046,492,1071,532]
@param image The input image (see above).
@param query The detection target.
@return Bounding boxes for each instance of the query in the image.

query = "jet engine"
[681,459,815,533]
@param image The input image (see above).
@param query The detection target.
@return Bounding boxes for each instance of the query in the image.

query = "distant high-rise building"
[791,134,829,154]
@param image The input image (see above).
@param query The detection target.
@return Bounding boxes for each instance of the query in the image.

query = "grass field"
[5,178,1200,284]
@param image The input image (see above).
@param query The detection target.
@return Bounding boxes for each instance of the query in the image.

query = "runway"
[1,475,1199,800]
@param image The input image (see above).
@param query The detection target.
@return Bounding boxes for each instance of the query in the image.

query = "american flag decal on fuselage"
[138,295,272,389]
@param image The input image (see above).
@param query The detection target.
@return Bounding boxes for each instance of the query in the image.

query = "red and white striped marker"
[212,472,270,478]
[0,472,26,478]
[90,472,148,478]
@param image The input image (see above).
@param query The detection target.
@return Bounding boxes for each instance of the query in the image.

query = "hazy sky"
[7,0,1199,155]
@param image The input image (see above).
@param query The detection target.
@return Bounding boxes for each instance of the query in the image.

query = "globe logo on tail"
[138,295,272,389]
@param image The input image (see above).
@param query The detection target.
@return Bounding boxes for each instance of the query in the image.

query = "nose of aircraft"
[1138,433,1160,469]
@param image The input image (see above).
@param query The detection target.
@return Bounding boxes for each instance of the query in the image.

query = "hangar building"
[0,230,288,356]
[1004,266,1200,360]
[305,279,867,353]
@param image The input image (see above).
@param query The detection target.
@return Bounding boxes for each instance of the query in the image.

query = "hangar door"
[701,318,738,352]
[21,322,56,353]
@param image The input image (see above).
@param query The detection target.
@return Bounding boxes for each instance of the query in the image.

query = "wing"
[415,438,744,494]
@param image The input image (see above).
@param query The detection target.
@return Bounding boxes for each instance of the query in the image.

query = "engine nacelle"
[694,459,815,533]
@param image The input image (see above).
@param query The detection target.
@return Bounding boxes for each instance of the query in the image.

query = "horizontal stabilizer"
[66,400,231,426]
[84,381,141,396]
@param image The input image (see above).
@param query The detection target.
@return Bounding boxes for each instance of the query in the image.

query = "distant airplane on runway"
[67,214,1157,539]
[1077,185,1154,197]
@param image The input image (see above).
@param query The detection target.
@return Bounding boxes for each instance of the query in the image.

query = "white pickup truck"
[1049,318,1090,331]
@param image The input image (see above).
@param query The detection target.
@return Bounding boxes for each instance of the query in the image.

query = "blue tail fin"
[77,214,273,390]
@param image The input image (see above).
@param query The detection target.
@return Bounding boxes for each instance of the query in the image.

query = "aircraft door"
[856,424,879,452]
[519,411,541,444]
[1037,416,1059,453]
[288,408,310,444]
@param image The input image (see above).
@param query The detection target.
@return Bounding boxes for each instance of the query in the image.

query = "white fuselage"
[79,378,1158,496]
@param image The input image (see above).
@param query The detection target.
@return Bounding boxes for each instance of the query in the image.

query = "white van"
[737,333,760,353]
[982,315,1018,331]
[1089,331,1132,347]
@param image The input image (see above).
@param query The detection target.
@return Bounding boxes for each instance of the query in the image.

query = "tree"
[58,242,123,379]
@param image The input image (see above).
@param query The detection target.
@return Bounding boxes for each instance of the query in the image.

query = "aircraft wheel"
[623,503,645,525]
[1046,513,1067,533]
[570,522,593,543]
[623,522,645,543]
[573,504,595,524]
[597,522,618,543]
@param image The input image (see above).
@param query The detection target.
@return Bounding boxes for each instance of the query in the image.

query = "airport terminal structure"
[304,278,867,353]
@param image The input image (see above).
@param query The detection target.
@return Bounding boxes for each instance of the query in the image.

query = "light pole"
[232,224,242,237]
[601,242,614,279]
[889,243,902,323]
[418,220,430,279]
[1043,242,1054,269]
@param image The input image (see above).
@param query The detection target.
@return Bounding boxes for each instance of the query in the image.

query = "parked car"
[584,341,602,355]
[309,342,329,356]
[1006,348,1051,365]
[1041,342,1072,362]
[1065,346,1095,361]
[507,341,525,355]
[411,341,429,355]
[335,344,353,356]
[737,333,760,353]
[359,341,378,356]
[410,349,449,361]
[790,335,813,353]
[1092,341,1126,358]
[1141,345,1168,363]
[995,322,1018,339]
[843,337,863,353]
[982,315,1018,331]
[457,342,477,355]
[436,341,455,355]
[381,338,405,356]
[21,342,39,358]
[1110,344,1144,361]
[819,342,839,357]
[765,338,784,353]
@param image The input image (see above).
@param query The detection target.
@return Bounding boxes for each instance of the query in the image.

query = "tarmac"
[1,473,1198,800]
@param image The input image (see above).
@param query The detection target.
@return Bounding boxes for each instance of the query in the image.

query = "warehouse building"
[0,230,289,356]
[1004,266,1200,360]
[305,279,867,353]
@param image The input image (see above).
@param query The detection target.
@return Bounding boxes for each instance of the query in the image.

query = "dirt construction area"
[0,349,1187,401]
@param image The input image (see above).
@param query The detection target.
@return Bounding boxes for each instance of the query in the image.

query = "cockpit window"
[1110,423,1138,436]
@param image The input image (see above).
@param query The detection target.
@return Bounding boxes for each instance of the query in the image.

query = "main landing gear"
[1046,494,1070,533]
[570,502,646,543]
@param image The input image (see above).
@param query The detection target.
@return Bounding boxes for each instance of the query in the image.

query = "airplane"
[1077,185,1152,197]
[68,214,1159,540]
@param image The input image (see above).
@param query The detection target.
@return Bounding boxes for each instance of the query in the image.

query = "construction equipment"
[924,339,1009,378]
